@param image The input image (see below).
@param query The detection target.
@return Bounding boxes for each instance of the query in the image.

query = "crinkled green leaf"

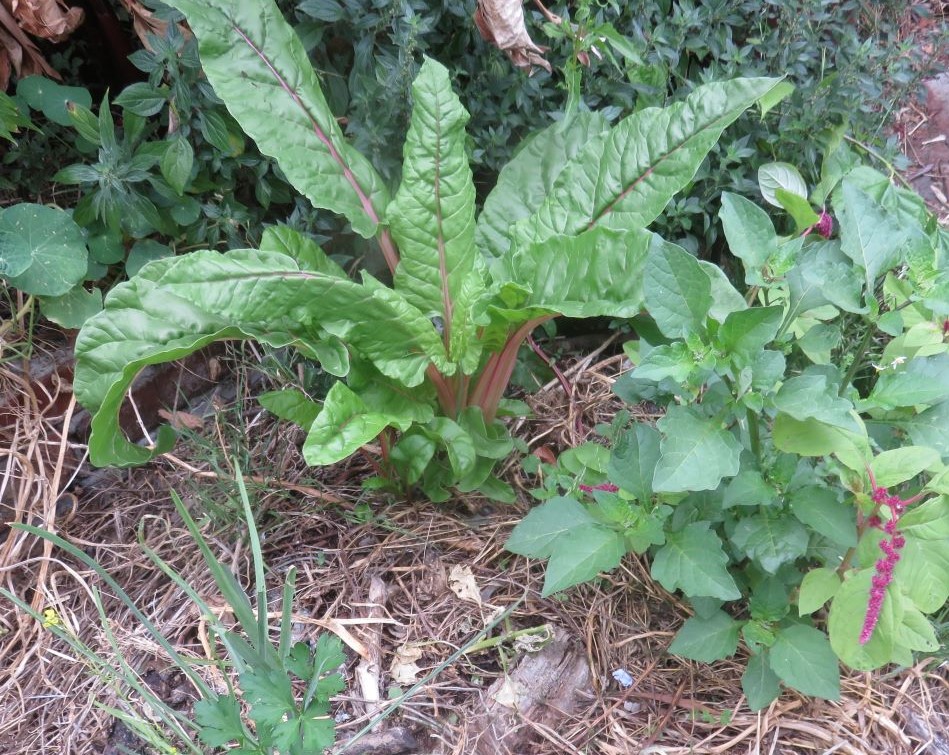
[668,609,741,662]
[261,224,346,277]
[643,242,710,338]
[514,77,781,244]
[303,382,391,465]
[162,0,388,237]
[501,226,655,318]
[769,625,840,700]
[476,110,610,258]
[389,58,484,372]
[653,406,741,493]
[651,522,741,600]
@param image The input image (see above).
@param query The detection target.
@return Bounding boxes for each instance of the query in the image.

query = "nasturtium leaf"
[758,162,808,207]
[651,523,741,600]
[653,406,741,492]
[837,180,908,294]
[16,76,93,126]
[541,523,625,597]
[869,354,949,409]
[477,110,610,258]
[730,514,809,574]
[668,609,741,662]
[742,652,782,711]
[0,204,88,295]
[505,496,597,558]
[798,567,841,616]
[126,239,173,277]
[769,624,840,700]
[870,446,941,488]
[303,382,391,466]
[644,243,711,339]
[162,0,389,238]
[719,191,779,286]
[608,423,661,502]
[828,569,902,670]
[773,372,860,432]
[40,286,103,329]
[789,486,857,547]
[258,389,321,428]
[160,135,194,195]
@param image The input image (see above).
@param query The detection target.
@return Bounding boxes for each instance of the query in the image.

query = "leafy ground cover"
[1,1,949,753]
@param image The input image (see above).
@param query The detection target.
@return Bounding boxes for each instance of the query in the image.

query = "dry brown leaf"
[474,0,551,73]
[156,409,205,431]
[117,0,172,50]
[0,1,59,89]
[448,564,482,605]
[389,643,424,685]
[5,0,83,44]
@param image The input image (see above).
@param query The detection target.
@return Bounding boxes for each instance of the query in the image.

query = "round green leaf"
[0,204,88,295]
[758,162,808,207]
[16,76,92,126]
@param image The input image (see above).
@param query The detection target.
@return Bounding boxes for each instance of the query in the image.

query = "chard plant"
[72,0,780,501]
[507,148,949,707]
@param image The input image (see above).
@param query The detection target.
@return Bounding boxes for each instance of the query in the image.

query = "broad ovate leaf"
[389,58,484,373]
[769,625,840,700]
[476,110,610,258]
[837,180,908,295]
[162,0,388,238]
[303,383,392,465]
[644,242,711,338]
[651,523,741,600]
[758,162,807,207]
[513,77,781,244]
[653,406,741,493]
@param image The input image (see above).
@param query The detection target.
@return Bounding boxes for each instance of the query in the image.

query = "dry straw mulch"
[1,341,947,754]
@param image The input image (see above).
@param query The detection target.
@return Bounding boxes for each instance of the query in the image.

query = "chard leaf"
[389,58,484,373]
[74,251,448,466]
[162,0,388,238]
[303,382,392,465]
[260,224,346,277]
[476,110,610,258]
[514,77,780,244]
[500,226,655,318]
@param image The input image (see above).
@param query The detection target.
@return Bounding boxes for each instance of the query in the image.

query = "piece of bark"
[474,0,550,73]
[334,726,418,755]
[472,625,592,755]
[899,706,949,755]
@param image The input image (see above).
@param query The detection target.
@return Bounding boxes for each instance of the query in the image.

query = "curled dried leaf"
[0,1,59,89]
[6,0,83,43]
[474,0,551,73]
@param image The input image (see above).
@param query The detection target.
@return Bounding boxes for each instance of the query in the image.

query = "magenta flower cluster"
[859,470,924,645]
